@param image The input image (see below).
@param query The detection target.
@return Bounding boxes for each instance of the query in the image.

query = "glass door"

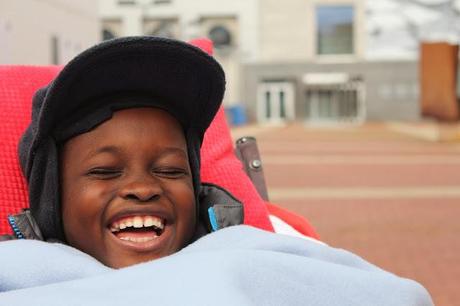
[257,82,295,124]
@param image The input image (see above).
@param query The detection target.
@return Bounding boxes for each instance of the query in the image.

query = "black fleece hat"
[18,36,226,241]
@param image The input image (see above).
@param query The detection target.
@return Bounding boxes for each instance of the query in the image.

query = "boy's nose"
[118,176,162,202]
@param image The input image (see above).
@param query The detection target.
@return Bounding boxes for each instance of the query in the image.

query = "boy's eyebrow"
[158,147,188,158]
[83,146,188,160]
[83,145,121,161]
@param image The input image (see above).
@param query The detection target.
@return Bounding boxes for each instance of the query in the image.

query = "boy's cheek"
[61,187,107,242]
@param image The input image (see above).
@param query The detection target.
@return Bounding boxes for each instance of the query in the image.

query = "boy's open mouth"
[109,215,165,243]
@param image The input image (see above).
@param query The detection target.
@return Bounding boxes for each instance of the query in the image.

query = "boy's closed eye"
[85,163,190,180]
[86,167,122,179]
[82,146,190,179]
[152,167,189,178]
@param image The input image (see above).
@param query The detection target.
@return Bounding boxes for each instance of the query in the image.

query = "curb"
[386,122,460,142]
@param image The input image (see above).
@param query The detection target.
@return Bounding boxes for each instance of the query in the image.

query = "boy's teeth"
[119,236,156,243]
[144,216,164,229]
[133,216,143,228]
[110,215,165,232]
[144,217,155,227]
[140,216,164,229]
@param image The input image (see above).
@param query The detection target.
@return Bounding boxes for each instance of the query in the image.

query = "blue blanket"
[0,226,432,306]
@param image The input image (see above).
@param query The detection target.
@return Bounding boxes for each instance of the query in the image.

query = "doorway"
[257,82,295,124]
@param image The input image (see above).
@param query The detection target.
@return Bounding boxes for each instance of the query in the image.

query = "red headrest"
[0,39,274,235]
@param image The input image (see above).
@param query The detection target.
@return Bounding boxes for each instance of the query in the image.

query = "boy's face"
[60,107,196,268]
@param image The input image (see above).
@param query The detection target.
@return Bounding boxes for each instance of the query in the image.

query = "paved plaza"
[232,122,460,306]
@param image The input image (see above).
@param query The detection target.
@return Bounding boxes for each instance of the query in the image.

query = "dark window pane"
[305,91,311,118]
[103,29,116,41]
[209,25,232,47]
[149,21,175,38]
[279,91,286,118]
[51,35,59,65]
[316,5,354,55]
[265,91,271,118]
[118,0,135,5]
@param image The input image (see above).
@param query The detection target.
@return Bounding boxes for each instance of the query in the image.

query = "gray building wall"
[242,61,420,122]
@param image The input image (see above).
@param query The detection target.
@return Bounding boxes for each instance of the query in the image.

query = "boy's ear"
[188,38,214,56]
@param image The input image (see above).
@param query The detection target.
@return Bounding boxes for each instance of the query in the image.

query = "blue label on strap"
[7,215,24,239]
[207,207,219,232]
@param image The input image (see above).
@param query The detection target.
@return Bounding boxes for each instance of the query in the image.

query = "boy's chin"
[101,247,174,269]
[100,226,182,269]
[104,253,164,269]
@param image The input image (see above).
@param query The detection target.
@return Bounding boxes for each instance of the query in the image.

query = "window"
[303,75,365,124]
[257,82,295,124]
[118,0,135,5]
[150,21,174,38]
[265,91,271,118]
[316,5,354,55]
[153,0,171,4]
[144,19,179,39]
[0,19,12,63]
[208,25,232,48]
[118,0,171,5]
[51,35,59,65]
[102,29,116,41]
[200,16,238,51]
[101,20,122,42]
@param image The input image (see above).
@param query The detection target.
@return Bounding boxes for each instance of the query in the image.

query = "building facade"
[0,0,100,65]
[99,0,460,123]
[99,0,259,107]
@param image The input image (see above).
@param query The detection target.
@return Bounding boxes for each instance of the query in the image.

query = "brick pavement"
[232,122,460,306]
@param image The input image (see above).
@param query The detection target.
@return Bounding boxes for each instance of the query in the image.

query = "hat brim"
[37,36,225,141]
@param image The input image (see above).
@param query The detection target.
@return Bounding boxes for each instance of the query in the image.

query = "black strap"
[0,234,15,241]
[7,209,44,240]
[199,183,244,232]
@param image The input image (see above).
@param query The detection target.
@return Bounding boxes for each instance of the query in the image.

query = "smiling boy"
[8,36,243,268]
[0,36,434,305]
[60,108,196,268]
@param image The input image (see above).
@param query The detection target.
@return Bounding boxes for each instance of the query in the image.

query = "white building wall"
[99,0,259,106]
[99,0,259,60]
[0,0,100,65]
[258,0,366,63]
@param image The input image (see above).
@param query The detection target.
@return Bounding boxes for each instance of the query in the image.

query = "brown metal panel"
[420,42,459,121]
[234,137,270,201]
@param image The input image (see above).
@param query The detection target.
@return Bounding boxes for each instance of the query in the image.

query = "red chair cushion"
[0,65,61,234]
